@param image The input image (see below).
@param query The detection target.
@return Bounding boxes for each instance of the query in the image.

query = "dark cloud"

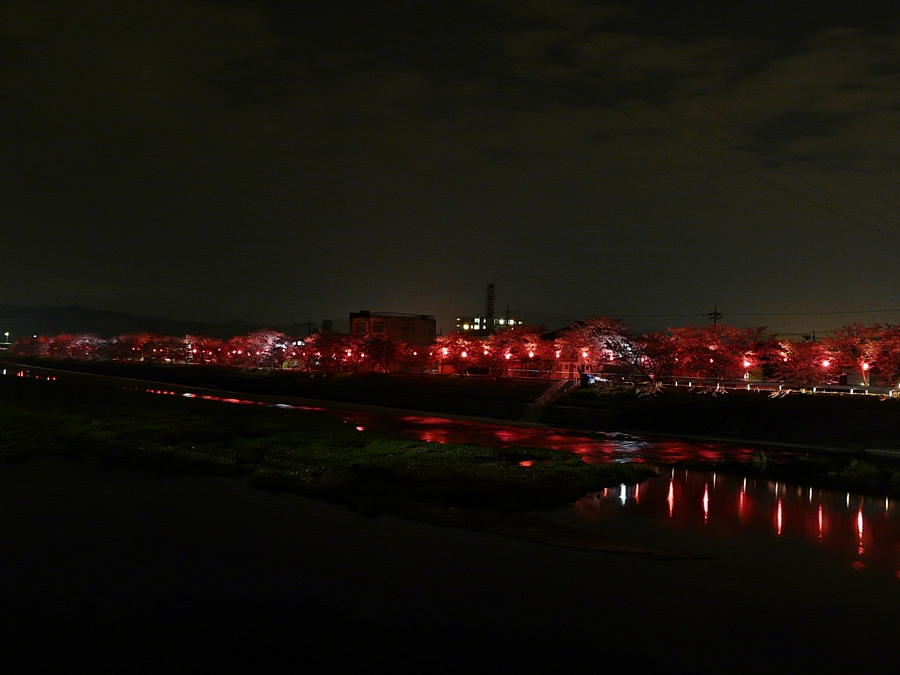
[3,0,900,334]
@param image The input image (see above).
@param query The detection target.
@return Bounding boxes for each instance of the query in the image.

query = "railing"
[664,378,899,397]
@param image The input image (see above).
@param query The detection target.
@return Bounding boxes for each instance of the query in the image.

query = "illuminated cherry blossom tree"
[825,323,881,387]
[768,339,836,386]
[434,332,484,375]
[667,324,773,380]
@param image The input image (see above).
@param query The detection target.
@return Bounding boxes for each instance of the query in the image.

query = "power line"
[729,309,900,317]
[385,0,900,244]
[509,308,900,318]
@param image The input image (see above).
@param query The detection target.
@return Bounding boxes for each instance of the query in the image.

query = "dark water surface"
[8,367,900,582]
[6,369,900,669]
[3,459,900,673]
[363,414,900,582]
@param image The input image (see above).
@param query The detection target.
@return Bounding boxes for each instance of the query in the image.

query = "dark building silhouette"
[349,311,436,346]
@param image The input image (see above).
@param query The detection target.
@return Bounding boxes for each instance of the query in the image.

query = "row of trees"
[8,320,900,386]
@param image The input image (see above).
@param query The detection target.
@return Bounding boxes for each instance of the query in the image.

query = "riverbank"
[11,359,900,454]
[3,358,548,419]
[11,356,900,446]
[546,386,900,450]
[0,375,655,547]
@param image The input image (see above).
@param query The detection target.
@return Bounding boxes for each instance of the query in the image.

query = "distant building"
[455,315,523,335]
[349,311,436,346]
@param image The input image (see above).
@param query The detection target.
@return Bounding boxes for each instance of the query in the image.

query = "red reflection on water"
[197,394,263,406]
[858,507,865,555]
[575,470,900,581]
[635,483,641,505]
[703,484,709,524]
[418,429,451,444]
[379,417,761,465]
[668,479,674,518]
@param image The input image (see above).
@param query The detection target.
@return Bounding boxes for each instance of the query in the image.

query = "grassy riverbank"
[13,359,900,453]
[547,386,900,450]
[0,376,653,515]
[4,358,548,419]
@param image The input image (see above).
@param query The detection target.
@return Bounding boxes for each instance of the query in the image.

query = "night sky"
[5,1,900,335]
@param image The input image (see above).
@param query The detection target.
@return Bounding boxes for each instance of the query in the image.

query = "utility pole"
[306,318,316,337]
[706,305,722,325]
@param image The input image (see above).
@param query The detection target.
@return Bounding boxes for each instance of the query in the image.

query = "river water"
[354,413,900,581]
[6,369,900,669]
[7,366,900,582]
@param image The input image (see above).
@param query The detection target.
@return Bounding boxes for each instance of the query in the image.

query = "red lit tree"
[242,330,289,369]
[185,335,225,365]
[485,329,554,377]
[221,335,255,368]
[874,324,900,386]
[633,331,676,380]
[667,324,772,380]
[768,339,836,386]
[825,323,881,386]
[303,331,348,372]
[434,332,485,375]
[9,335,50,358]
[558,317,637,370]
[362,335,400,373]
[397,343,435,375]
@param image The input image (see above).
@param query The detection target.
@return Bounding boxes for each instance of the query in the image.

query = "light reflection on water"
[360,414,765,465]
[574,469,900,580]
[13,370,900,578]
